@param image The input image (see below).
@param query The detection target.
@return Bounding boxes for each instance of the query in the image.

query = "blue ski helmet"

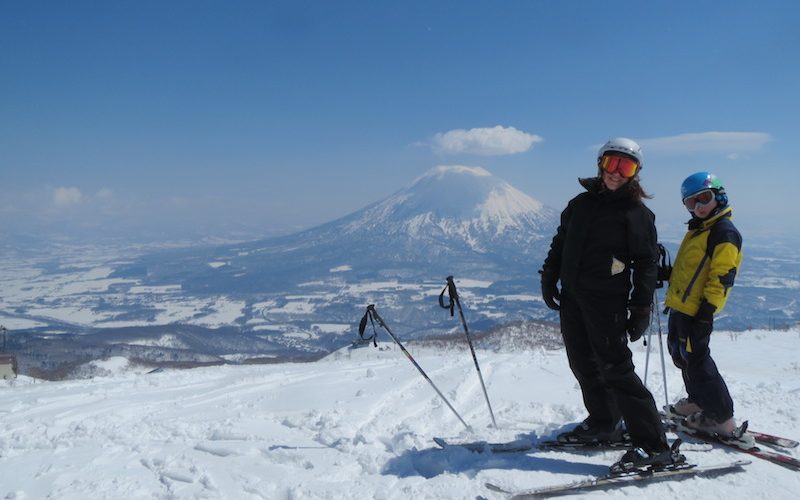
[681,172,728,207]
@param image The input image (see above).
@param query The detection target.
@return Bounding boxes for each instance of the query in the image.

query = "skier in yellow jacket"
[664,172,743,436]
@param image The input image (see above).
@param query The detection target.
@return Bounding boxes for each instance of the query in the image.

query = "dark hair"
[627,176,653,202]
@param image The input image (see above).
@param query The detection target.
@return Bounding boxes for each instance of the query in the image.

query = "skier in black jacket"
[540,137,683,472]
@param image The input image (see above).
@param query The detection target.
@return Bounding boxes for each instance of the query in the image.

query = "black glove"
[656,263,672,289]
[626,305,651,342]
[692,300,716,338]
[655,243,672,289]
[540,269,561,311]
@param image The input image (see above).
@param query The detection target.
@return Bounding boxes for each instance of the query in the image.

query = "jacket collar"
[689,206,733,231]
[578,176,634,202]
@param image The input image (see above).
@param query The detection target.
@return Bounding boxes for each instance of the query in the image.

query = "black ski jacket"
[542,177,658,307]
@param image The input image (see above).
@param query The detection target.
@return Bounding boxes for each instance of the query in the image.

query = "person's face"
[602,169,630,191]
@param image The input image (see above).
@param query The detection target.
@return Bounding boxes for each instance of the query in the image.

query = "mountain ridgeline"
[133,166,559,294]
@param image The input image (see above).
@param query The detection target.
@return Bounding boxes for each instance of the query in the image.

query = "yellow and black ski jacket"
[664,207,742,316]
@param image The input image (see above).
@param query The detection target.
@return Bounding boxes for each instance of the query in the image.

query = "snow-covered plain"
[0,250,248,331]
[2,329,799,499]
[0,248,530,339]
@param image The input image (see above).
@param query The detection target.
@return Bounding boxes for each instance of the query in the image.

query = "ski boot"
[557,418,626,444]
[667,397,703,417]
[610,439,687,475]
[684,411,736,437]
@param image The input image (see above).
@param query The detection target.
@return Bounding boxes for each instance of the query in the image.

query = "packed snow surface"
[2,329,800,499]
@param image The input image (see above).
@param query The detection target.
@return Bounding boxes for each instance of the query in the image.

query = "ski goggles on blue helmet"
[683,189,715,211]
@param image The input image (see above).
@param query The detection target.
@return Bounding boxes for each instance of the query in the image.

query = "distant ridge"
[135,165,559,292]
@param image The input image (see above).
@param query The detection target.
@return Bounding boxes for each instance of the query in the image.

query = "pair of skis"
[441,435,748,498]
[436,435,741,498]
[436,416,798,497]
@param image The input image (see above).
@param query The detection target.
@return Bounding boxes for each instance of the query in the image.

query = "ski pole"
[643,306,655,388]
[644,246,662,387]
[359,305,473,432]
[643,288,670,409]
[652,244,672,408]
[439,276,497,428]
[654,289,670,409]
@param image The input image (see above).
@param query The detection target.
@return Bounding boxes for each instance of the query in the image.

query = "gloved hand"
[540,269,561,311]
[626,305,651,342]
[692,300,716,337]
[656,263,672,289]
[655,243,672,289]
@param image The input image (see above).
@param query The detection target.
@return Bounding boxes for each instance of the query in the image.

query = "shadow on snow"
[382,428,611,480]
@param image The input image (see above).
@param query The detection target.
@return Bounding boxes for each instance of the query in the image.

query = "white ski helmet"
[597,137,644,169]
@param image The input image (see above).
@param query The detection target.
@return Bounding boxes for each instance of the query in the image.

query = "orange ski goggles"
[600,153,640,178]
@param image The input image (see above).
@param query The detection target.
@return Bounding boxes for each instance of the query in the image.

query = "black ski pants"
[560,290,667,451]
[667,311,734,421]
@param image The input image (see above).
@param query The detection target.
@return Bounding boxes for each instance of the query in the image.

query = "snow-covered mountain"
[135,165,558,292]
[341,165,554,250]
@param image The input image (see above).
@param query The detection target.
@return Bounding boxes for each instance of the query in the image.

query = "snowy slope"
[2,329,799,499]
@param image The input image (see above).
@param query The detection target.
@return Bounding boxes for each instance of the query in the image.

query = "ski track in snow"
[2,330,800,499]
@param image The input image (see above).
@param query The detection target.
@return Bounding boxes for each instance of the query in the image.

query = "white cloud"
[432,125,543,156]
[52,187,84,207]
[639,132,772,155]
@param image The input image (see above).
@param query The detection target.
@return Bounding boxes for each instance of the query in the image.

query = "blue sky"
[2,1,798,243]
